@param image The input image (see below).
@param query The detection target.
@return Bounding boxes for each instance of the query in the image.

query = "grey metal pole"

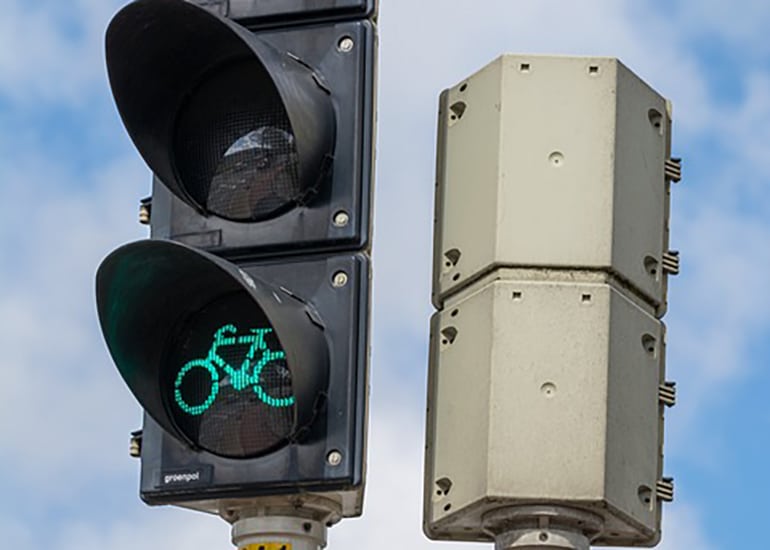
[231,515,327,550]
[483,506,603,550]
[493,526,591,550]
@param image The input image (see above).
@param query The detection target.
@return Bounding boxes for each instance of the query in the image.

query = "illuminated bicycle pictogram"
[174,324,294,416]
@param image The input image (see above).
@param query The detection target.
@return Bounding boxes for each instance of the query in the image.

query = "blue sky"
[1,0,769,549]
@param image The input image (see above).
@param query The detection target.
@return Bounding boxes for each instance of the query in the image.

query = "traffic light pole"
[221,496,344,550]
[232,515,327,550]
[483,506,602,550]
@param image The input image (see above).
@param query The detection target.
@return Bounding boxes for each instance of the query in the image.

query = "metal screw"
[327,450,343,466]
[333,210,350,227]
[332,271,348,288]
[138,197,152,225]
[338,36,354,53]
[129,430,142,458]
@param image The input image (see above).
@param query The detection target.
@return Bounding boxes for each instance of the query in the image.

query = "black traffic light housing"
[97,0,375,512]
[107,0,376,255]
[97,242,369,501]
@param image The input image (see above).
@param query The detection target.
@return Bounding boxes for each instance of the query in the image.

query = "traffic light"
[96,0,376,522]
[424,55,679,548]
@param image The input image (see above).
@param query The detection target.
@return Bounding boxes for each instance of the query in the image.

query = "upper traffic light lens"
[163,291,295,458]
[106,0,336,227]
[173,58,302,222]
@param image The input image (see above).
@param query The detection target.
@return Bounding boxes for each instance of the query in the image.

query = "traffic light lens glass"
[174,59,302,222]
[163,291,295,458]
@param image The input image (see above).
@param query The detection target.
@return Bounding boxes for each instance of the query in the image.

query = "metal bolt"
[138,198,152,225]
[338,36,354,53]
[129,430,142,458]
[332,271,348,288]
[333,210,350,227]
[327,450,343,466]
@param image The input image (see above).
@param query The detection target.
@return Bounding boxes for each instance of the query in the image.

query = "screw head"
[129,441,141,458]
[338,37,354,53]
[138,204,150,225]
[332,271,348,288]
[327,450,343,466]
[333,210,350,227]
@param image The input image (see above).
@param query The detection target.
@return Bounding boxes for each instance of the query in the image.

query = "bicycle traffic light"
[97,241,331,459]
[96,0,376,519]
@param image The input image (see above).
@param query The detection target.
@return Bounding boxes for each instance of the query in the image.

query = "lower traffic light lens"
[163,291,296,458]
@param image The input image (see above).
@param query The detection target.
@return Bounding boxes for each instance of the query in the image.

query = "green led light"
[174,324,293,416]
[254,348,295,408]
[174,359,219,415]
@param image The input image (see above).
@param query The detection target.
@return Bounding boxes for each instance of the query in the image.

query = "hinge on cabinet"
[662,250,680,275]
[665,157,682,183]
[659,381,676,407]
[656,477,675,502]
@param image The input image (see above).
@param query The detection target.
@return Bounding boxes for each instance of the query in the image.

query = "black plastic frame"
[189,0,376,26]
[137,252,370,502]
[150,19,376,259]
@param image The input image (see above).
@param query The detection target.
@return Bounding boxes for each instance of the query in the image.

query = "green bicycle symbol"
[174,324,294,416]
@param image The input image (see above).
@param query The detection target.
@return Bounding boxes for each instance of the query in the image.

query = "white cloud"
[0,153,148,485]
[2,507,230,550]
[714,72,770,191]
[0,0,123,104]
[0,516,35,549]
[669,0,770,58]
[656,503,716,550]
[658,198,770,469]
[58,511,231,550]
[675,208,770,374]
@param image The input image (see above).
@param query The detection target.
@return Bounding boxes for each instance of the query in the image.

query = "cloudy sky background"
[1,0,768,548]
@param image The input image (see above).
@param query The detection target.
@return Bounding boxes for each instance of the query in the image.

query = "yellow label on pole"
[241,544,292,550]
